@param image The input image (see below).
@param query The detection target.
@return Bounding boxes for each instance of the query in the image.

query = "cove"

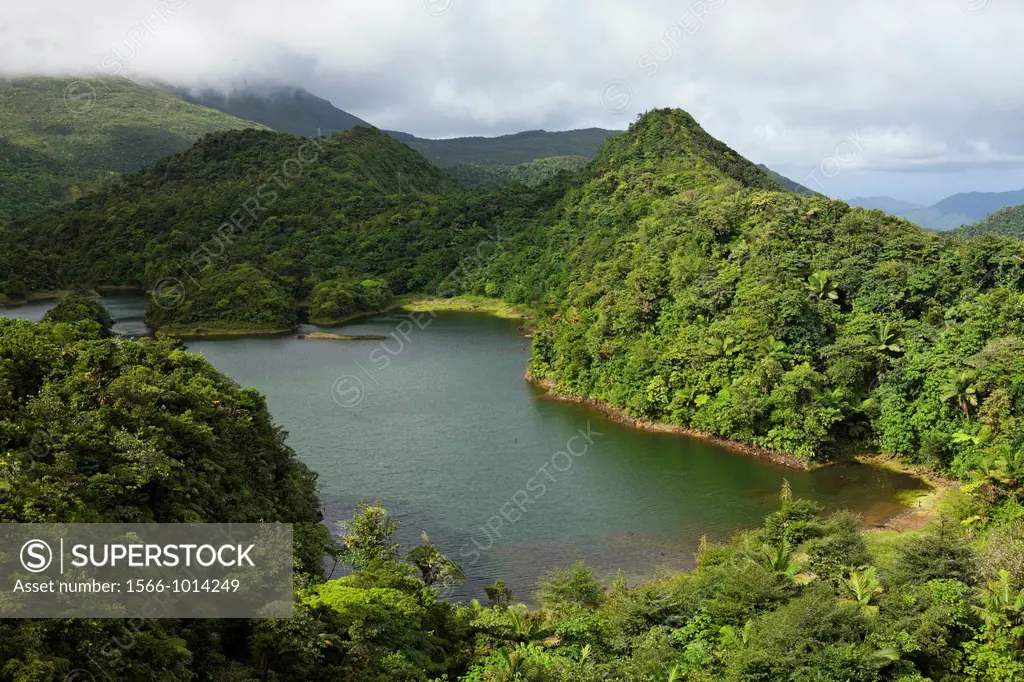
[2,296,927,600]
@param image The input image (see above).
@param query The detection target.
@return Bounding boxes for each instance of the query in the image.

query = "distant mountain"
[932,188,1024,221]
[159,84,373,138]
[157,84,834,195]
[386,128,619,167]
[756,164,819,195]
[846,196,924,213]
[899,206,975,231]
[847,189,1024,230]
[0,76,264,219]
[0,77,264,173]
[953,204,1024,239]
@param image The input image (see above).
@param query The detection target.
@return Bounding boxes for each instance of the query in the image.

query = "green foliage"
[535,562,605,611]
[392,127,615,166]
[147,263,298,331]
[310,277,394,324]
[41,294,115,337]
[0,137,106,222]
[0,125,544,329]
[6,104,1024,681]
[0,77,264,173]
[448,156,590,191]
[0,76,263,217]
[955,205,1024,239]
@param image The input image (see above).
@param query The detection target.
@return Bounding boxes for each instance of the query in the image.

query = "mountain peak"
[594,108,783,191]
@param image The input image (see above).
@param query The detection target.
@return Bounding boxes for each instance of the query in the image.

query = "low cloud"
[2,0,1023,201]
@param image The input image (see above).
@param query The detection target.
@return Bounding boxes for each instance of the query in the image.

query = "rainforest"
[2,99,1024,681]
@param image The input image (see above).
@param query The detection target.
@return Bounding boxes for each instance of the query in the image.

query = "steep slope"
[448,155,590,190]
[846,196,924,213]
[160,83,374,137]
[757,164,819,195]
[0,125,555,330]
[954,204,1024,239]
[0,137,106,222]
[0,77,265,173]
[464,108,1024,469]
[387,127,619,166]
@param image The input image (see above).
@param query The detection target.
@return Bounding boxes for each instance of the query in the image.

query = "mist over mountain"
[155,83,375,137]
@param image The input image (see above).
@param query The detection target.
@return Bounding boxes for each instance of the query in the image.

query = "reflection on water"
[1,297,928,601]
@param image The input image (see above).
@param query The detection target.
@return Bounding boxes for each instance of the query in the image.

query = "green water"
[3,296,926,599]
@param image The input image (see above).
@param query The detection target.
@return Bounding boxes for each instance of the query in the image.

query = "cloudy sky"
[2,0,1023,204]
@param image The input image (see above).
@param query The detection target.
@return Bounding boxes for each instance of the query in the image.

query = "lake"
[3,295,927,601]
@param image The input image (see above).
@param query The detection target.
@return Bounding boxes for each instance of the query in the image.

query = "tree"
[406,531,466,589]
[337,502,400,569]
[942,369,981,417]
[41,295,114,337]
[841,566,883,612]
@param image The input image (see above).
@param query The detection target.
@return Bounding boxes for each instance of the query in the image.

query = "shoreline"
[398,295,531,321]
[156,325,297,339]
[527,375,950,530]
[526,375,814,471]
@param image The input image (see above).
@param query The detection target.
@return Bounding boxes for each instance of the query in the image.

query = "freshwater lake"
[4,295,926,600]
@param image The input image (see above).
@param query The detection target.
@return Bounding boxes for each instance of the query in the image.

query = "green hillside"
[0,125,557,331]
[0,77,265,218]
[0,137,106,222]
[388,127,618,166]
[954,204,1024,239]
[5,107,1024,680]
[448,155,590,190]
[457,109,1024,472]
[0,77,266,172]
[159,83,374,137]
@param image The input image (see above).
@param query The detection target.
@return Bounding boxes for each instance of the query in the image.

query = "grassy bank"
[0,289,99,307]
[397,295,530,320]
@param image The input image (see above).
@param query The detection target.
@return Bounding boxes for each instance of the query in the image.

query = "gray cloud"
[2,0,1023,202]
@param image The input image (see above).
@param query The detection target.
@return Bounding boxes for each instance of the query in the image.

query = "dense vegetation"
[439,110,1024,485]
[0,138,104,222]
[40,294,114,336]
[448,156,590,191]
[3,312,1023,680]
[5,107,1024,679]
[0,77,262,218]
[954,204,1024,239]
[161,83,374,138]
[0,125,551,330]
[310,277,394,324]
[388,128,617,166]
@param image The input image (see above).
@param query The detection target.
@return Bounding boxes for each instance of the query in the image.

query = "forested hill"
[0,125,562,329]
[387,127,618,166]
[0,76,264,219]
[5,106,1024,680]
[0,77,264,173]
[460,108,1024,473]
[159,83,375,137]
[7,106,1024,473]
[0,137,100,223]
[954,204,1024,239]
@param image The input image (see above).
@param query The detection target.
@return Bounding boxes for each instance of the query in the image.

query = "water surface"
[3,296,926,600]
